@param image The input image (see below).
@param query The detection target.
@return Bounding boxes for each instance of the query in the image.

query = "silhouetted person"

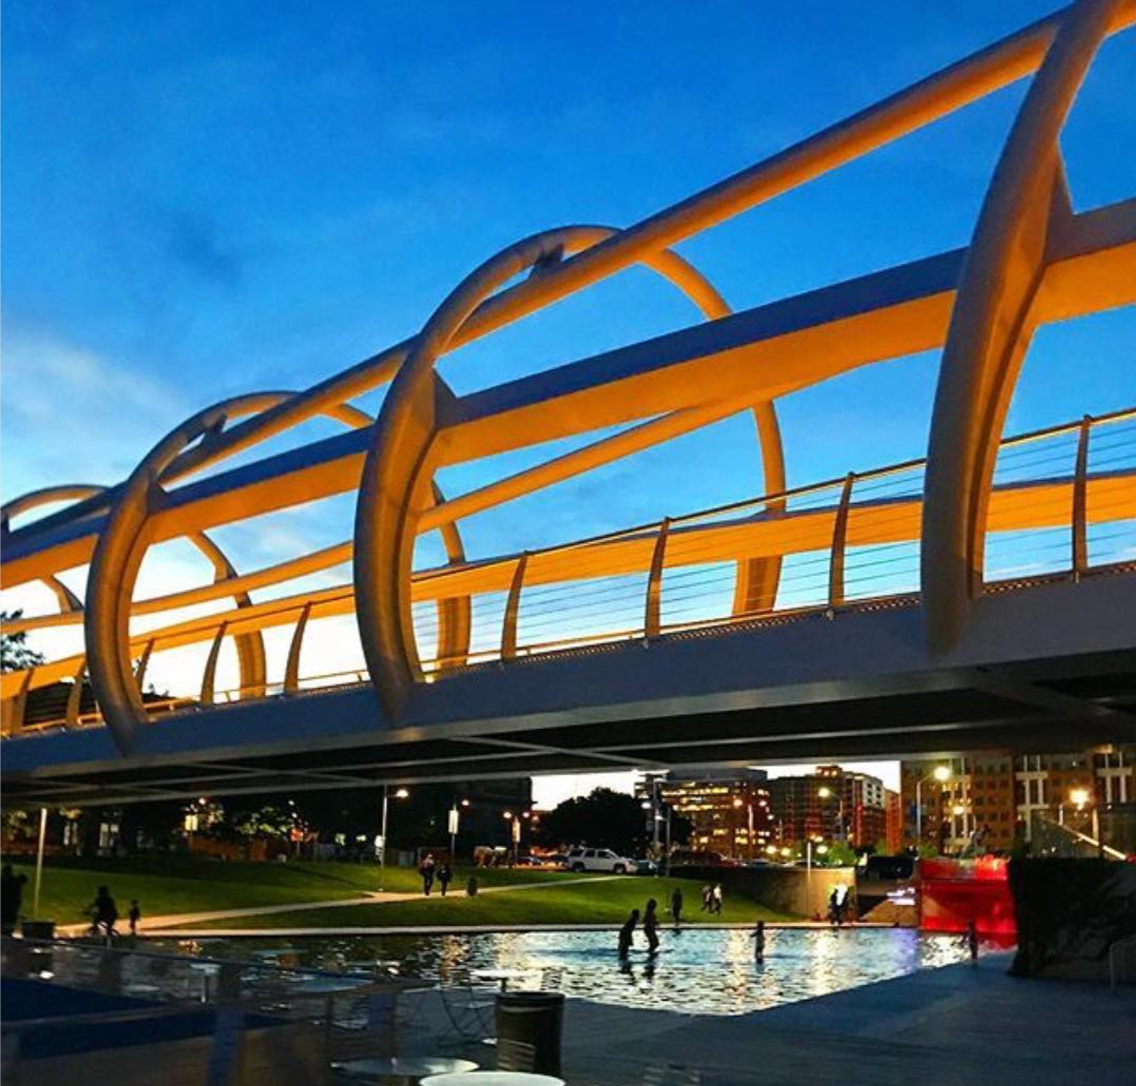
[1,864,27,936]
[752,920,766,962]
[670,886,684,927]
[967,919,979,964]
[438,863,452,897]
[419,854,436,896]
[91,885,118,941]
[700,884,712,912]
[128,899,141,936]
[618,908,640,956]
[643,898,660,954]
[828,888,840,927]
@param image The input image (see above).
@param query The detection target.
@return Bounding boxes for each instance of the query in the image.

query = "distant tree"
[535,787,649,856]
[232,804,300,841]
[0,610,45,673]
[823,840,858,867]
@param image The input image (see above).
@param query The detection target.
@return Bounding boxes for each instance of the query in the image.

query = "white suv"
[563,847,638,874]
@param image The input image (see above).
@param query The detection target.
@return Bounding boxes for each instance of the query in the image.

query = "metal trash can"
[495,990,564,1076]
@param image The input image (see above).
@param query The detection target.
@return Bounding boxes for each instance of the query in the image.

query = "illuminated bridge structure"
[2,1,1135,806]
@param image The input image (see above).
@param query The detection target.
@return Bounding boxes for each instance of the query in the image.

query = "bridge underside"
[4,573,1133,807]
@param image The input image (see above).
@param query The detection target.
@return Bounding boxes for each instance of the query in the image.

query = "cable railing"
[418,407,1136,673]
[5,408,1134,736]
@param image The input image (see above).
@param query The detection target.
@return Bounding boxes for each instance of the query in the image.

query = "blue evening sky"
[3,2,1133,802]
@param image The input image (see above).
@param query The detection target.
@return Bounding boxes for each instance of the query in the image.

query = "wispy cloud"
[0,321,190,498]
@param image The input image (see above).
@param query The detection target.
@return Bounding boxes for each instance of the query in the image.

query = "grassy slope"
[3,856,590,922]
[184,875,794,930]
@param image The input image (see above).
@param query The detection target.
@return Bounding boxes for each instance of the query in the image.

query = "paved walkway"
[396,952,1135,1085]
[58,874,619,936]
[557,953,1136,1085]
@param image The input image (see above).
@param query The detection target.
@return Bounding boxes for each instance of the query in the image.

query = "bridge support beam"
[922,0,1121,651]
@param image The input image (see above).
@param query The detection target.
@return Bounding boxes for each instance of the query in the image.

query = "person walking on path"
[752,920,766,963]
[438,862,452,897]
[700,884,712,912]
[128,899,141,937]
[90,885,118,942]
[670,886,684,927]
[1,864,27,936]
[643,898,661,954]
[618,908,640,956]
[419,854,436,896]
[711,883,723,915]
[828,888,841,927]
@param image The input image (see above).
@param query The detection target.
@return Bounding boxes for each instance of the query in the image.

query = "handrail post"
[828,473,856,612]
[501,553,529,662]
[133,639,155,690]
[1071,413,1092,578]
[200,622,228,705]
[644,518,672,640]
[284,603,313,694]
[65,660,87,728]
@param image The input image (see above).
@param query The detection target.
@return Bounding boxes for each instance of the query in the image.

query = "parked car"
[562,847,638,874]
[633,858,659,876]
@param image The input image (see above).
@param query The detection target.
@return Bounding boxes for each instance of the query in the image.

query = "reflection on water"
[162,928,973,1016]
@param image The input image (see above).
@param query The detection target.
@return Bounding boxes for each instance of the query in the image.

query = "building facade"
[900,746,1135,852]
[765,764,889,849]
[651,768,775,860]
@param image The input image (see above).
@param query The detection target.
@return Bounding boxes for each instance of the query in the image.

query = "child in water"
[618,908,640,956]
[643,898,660,954]
[752,920,766,962]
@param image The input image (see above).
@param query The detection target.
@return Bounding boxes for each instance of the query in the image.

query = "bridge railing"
[416,406,1136,673]
[4,408,1134,734]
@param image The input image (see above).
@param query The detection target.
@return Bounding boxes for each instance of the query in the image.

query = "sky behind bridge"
[2,2,1132,804]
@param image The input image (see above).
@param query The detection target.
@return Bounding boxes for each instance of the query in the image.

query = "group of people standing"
[417,854,453,896]
[87,885,141,940]
[618,883,724,957]
[700,882,724,914]
[618,897,663,957]
[618,887,770,963]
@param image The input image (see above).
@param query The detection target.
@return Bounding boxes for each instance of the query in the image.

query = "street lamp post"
[379,785,409,891]
[503,811,523,866]
[915,766,952,845]
[1069,786,1101,857]
[817,786,846,842]
[449,797,470,865]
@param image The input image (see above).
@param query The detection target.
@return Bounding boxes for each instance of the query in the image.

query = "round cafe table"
[421,1074,565,1086]
[470,968,527,992]
[332,1056,479,1082]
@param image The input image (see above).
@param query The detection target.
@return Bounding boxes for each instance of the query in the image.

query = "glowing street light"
[817,786,846,841]
[379,785,409,890]
[915,766,952,843]
[1069,787,1090,811]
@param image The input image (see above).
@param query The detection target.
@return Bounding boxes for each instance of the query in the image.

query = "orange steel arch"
[922,0,1123,649]
[78,389,472,752]
[353,224,786,719]
[2,3,1133,749]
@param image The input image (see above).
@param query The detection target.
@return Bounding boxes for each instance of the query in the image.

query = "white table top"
[333,1056,479,1077]
[420,1074,565,1086]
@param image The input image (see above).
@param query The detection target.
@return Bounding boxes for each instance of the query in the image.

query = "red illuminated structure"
[919,856,1016,938]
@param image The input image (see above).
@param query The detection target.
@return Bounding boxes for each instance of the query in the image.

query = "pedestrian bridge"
[2,2,1135,804]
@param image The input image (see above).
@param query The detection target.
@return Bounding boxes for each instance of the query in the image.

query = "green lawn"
[2,855,595,924]
[181,875,794,930]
